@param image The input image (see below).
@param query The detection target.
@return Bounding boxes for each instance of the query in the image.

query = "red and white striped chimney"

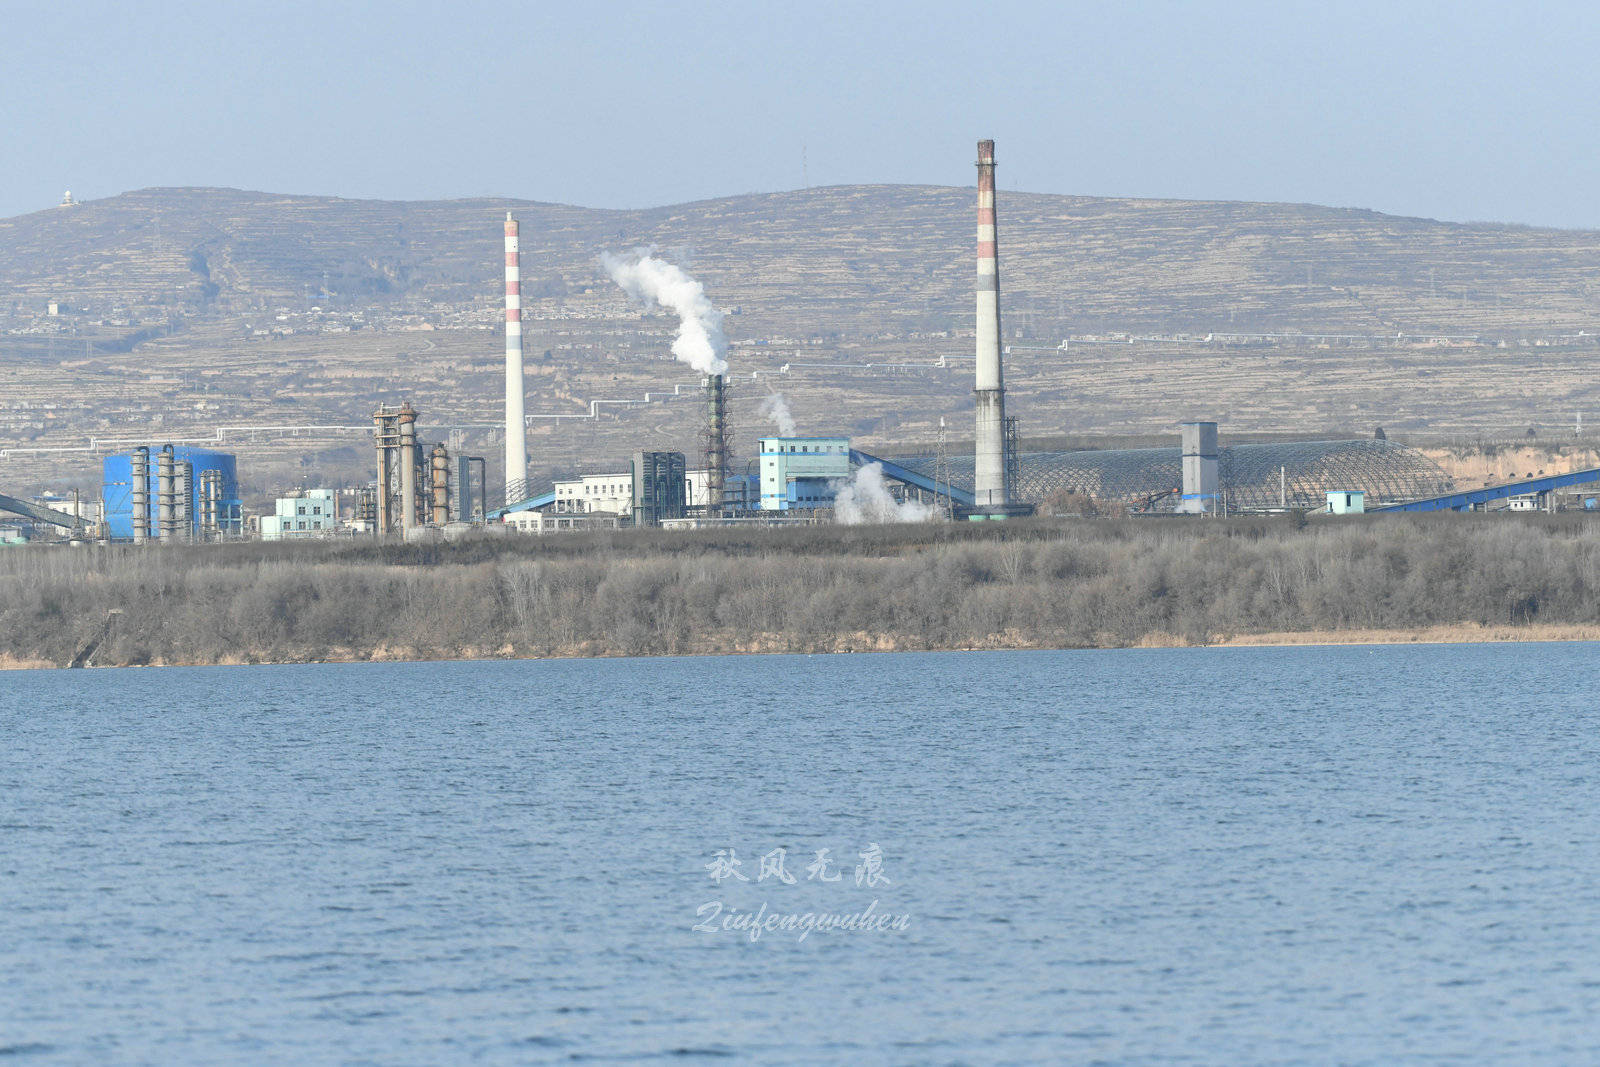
[973,139,1008,508]
[504,212,527,503]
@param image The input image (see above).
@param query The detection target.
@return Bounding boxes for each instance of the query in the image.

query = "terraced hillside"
[6,185,1600,335]
[2,185,1599,499]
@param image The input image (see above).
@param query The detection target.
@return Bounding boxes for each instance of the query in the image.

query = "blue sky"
[6,1,1598,226]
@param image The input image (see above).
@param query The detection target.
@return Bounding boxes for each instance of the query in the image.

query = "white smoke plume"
[600,248,728,376]
[833,463,939,525]
[758,392,798,437]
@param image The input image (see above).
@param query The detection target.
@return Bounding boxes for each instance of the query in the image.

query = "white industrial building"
[551,467,762,515]
[510,441,854,530]
[503,510,620,534]
[552,472,633,515]
[260,489,337,540]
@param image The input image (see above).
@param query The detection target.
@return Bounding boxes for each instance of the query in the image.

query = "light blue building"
[759,436,851,511]
[1326,490,1365,514]
[260,489,338,540]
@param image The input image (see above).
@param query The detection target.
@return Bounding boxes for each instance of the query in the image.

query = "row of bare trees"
[3,515,1599,667]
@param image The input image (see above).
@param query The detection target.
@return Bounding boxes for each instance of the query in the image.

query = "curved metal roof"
[890,439,1453,510]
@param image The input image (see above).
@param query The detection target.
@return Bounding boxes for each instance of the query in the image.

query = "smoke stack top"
[601,249,728,376]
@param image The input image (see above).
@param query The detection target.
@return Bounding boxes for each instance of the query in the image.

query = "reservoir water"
[5,644,1600,1064]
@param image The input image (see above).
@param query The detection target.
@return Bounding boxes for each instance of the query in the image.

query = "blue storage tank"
[103,448,242,540]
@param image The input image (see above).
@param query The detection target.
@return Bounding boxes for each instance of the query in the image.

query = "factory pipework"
[504,212,528,504]
[373,408,393,537]
[973,139,1009,510]
[200,468,222,539]
[458,456,486,522]
[176,461,193,542]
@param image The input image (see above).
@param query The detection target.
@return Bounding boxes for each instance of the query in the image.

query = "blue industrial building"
[102,448,242,540]
[759,436,852,510]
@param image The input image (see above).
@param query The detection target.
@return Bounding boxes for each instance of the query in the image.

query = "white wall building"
[550,465,760,515]
[260,489,337,540]
[686,469,758,509]
[503,510,620,534]
[553,472,633,515]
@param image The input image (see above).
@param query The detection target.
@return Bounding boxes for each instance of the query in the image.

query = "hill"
[6,184,1600,336]
[2,185,1598,497]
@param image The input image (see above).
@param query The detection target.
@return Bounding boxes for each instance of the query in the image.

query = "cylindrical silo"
[130,447,150,545]
[157,445,175,542]
[398,403,418,534]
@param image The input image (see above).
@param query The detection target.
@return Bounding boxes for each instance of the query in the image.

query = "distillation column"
[200,468,222,540]
[373,408,393,537]
[973,138,1009,510]
[156,445,175,543]
[398,403,418,535]
[431,444,450,526]
[175,461,193,542]
[131,446,150,546]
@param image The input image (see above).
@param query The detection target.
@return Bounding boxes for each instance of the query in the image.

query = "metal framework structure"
[632,450,688,526]
[703,374,730,514]
[1003,415,1021,504]
[890,440,1453,511]
[372,401,449,536]
[1371,465,1600,513]
[0,491,82,532]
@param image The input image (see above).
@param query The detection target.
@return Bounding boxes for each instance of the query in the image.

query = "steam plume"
[600,248,728,376]
[759,393,797,436]
[833,463,938,525]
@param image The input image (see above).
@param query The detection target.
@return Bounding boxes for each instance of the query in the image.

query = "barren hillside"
[2,185,1598,497]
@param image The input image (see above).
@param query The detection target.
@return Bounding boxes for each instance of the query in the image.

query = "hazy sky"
[6,1,1599,227]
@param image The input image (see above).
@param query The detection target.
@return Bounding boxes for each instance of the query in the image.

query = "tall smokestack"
[704,374,728,513]
[973,138,1008,509]
[504,212,527,504]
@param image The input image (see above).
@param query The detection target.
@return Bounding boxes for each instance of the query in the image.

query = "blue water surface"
[4,644,1600,1064]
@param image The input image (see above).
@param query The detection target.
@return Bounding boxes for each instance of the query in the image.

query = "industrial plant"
[2,138,1598,547]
